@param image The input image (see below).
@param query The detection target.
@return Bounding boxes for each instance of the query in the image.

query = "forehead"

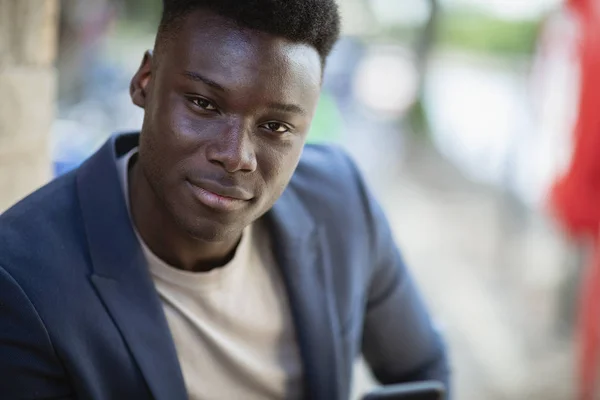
[158,10,322,99]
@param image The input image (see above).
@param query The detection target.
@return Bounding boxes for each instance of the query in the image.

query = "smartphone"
[362,381,445,400]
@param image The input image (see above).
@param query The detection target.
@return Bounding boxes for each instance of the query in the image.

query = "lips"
[185,179,252,212]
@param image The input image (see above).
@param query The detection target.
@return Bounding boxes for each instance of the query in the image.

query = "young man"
[0,1,449,399]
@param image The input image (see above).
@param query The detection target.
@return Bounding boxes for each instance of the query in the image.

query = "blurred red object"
[552,1,600,239]
[550,0,600,398]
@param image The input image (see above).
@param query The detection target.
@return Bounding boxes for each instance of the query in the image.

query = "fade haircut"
[155,0,341,66]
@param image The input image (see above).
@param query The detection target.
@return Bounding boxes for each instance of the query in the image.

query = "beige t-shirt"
[117,149,303,400]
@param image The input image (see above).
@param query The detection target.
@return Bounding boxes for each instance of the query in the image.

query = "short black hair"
[156,0,341,65]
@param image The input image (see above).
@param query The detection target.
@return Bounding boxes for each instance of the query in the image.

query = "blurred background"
[0,0,590,398]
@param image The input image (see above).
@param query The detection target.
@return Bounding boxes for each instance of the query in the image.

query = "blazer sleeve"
[341,152,451,393]
[0,265,73,399]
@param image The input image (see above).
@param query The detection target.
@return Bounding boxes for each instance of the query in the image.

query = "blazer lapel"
[267,189,342,400]
[76,134,187,400]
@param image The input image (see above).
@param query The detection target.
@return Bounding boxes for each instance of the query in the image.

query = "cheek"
[259,144,303,194]
[151,93,191,141]
[139,121,189,191]
[147,78,197,143]
[143,95,204,169]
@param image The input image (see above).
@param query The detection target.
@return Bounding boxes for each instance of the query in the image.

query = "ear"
[130,50,153,109]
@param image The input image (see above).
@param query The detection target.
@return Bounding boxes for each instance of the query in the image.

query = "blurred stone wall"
[0,0,58,212]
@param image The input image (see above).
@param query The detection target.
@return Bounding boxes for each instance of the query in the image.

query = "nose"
[206,121,257,173]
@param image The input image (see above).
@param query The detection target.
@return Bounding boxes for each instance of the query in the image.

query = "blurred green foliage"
[121,0,162,28]
[406,96,431,141]
[380,10,542,56]
[438,11,542,55]
[306,91,344,144]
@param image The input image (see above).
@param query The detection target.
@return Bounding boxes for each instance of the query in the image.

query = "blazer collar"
[267,186,342,400]
[76,133,341,400]
[76,133,187,400]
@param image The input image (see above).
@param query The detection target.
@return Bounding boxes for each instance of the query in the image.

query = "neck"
[128,161,241,272]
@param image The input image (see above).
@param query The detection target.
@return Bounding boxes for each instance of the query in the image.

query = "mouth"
[185,180,251,212]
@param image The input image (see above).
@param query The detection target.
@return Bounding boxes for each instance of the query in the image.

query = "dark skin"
[128,11,322,272]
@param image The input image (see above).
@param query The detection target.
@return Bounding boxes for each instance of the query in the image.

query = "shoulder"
[0,170,79,233]
[291,144,366,210]
[295,143,357,181]
[0,171,83,275]
[288,144,374,240]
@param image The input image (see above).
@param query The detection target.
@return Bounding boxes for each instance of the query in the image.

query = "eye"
[188,96,218,111]
[261,122,291,134]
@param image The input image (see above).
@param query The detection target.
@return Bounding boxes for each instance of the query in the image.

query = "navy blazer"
[0,133,449,400]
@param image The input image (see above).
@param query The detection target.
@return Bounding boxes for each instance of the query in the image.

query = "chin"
[165,191,246,243]
[178,214,241,243]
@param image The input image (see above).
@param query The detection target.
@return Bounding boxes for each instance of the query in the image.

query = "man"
[0,1,449,399]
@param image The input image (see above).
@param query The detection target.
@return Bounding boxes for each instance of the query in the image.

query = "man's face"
[130,11,322,242]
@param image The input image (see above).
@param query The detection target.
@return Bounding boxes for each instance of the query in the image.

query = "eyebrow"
[181,71,226,92]
[267,102,307,116]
